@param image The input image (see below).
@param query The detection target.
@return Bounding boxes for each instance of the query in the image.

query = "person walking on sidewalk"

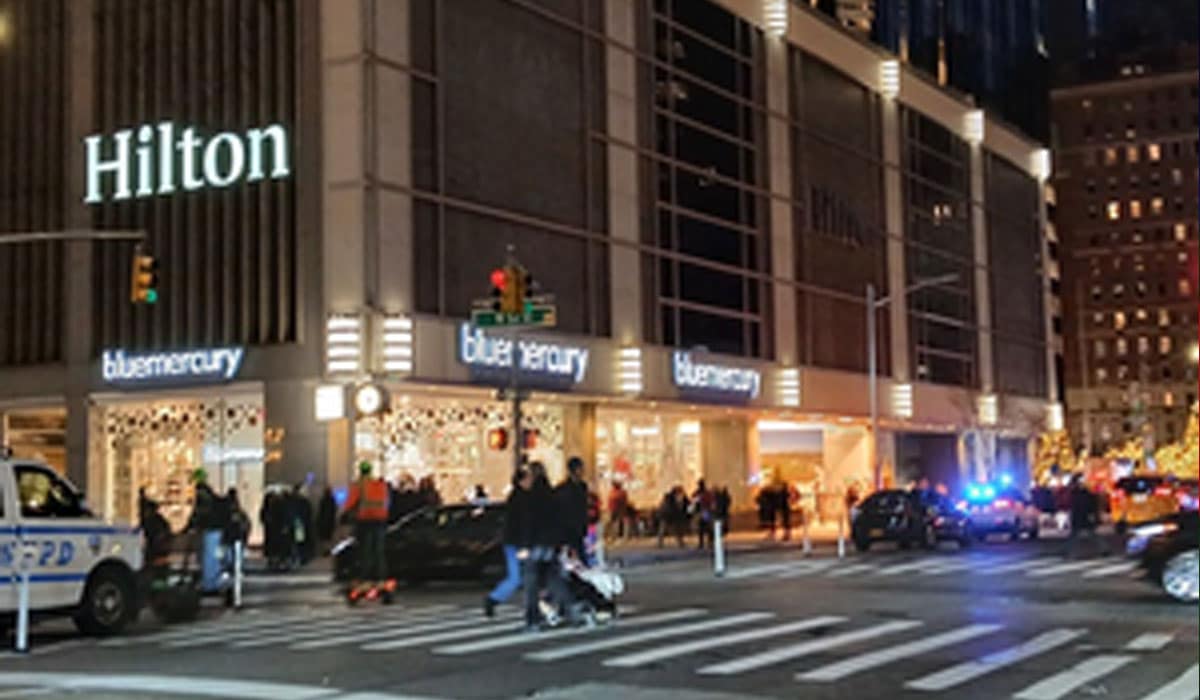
[484,467,531,618]
[341,461,391,592]
[522,462,576,631]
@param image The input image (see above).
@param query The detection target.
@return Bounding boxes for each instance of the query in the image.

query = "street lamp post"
[867,273,960,490]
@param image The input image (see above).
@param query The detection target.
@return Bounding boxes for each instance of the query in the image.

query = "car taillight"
[1154,486,1172,497]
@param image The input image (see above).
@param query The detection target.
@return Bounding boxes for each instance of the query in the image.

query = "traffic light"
[490,268,507,312]
[499,264,522,315]
[130,249,159,304]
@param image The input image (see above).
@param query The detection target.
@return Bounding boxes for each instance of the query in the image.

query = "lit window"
[1127,145,1140,163]
[1171,168,1183,185]
[1135,280,1148,297]
[1138,337,1151,355]
[1118,364,1130,380]
[1094,340,1107,359]
[1150,197,1164,215]
[1104,147,1118,165]
[1160,336,1173,354]
[1107,201,1121,220]
[1180,278,1192,297]
[1136,308,1148,321]
[1093,312,1105,325]
[1091,285,1103,301]
[1129,200,1142,219]
[1164,392,1175,407]
[1095,368,1108,383]
[1148,143,1162,161]
[1112,283,1125,298]
[1082,99,1092,109]
[1114,311,1127,330]
[1116,338,1129,356]
[1175,223,1188,241]
[1159,309,1171,326]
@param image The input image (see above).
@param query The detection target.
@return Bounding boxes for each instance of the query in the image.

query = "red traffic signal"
[490,268,509,291]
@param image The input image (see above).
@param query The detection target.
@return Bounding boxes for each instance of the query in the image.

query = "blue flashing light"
[999,473,1013,486]
[983,485,996,499]
[967,485,983,501]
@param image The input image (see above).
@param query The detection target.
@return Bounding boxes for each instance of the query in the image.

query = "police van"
[0,455,142,635]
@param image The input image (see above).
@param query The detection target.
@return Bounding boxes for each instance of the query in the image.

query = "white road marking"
[1125,632,1174,651]
[101,608,342,647]
[724,562,804,579]
[875,560,939,576]
[434,609,707,655]
[1082,561,1141,579]
[300,611,521,651]
[227,606,457,649]
[976,556,1062,575]
[164,604,452,649]
[797,623,1003,682]
[526,612,775,662]
[1027,559,1114,578]
[243,573,332,587]
[826,563,877,577]
[1012,655,1135,700]
[604,616,845,668]
[919,559,990,575]
[696,620,923,676]
[0,672,443,700]
[1137,664,1199,700]
[357,613,526,651]
[772,561,837,579]
[904,628,1088,691]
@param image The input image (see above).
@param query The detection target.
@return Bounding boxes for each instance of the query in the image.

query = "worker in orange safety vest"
[342,461,391,589]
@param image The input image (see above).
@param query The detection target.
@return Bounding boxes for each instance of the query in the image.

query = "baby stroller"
[555,552,624,626]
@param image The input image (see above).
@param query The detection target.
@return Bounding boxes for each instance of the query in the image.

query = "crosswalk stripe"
[875,560,937,576]
[101,609,342,647]
[797,623,1003,682]
[357,613,525,651]
[725,563,802,579]
[604,615,846,668]
[919,559,990,576]
[226,606,458,649]
[1083,561,1141,579]
[525,612,775,662]
[773,562,836,579]
[696,619,923,676]
[976,556,1061,575]
[826,563,876,578]
[1125,633,1174,651]
[297,611,519,651]
[1027,559,1113,578]
[1137,664,1199,700]
[434,609,706,656]
[904,628,1087,691]
[1012,655,1135,700]
[167,605,451,649]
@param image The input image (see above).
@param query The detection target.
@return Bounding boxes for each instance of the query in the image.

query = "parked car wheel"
[74,565,136,636]
[1161,549,1199,603]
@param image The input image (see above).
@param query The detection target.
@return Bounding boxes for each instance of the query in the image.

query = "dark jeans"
[522,546,574,627]
[355,521,387,581]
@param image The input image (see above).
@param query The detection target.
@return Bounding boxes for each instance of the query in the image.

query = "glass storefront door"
[89,394,265,542]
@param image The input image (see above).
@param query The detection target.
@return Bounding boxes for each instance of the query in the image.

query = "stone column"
[970,146,995,393]
[562,403,598,485]
[264,378,336,488]
[765,36,797,364]
[881,99,910,382]
[605,0,642,345]
[700,418,754,513]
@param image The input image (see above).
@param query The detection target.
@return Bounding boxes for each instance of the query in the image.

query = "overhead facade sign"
[672,351,761,399]
[102,347,245,385]
[84,122,290,204]
[457,324,588,384]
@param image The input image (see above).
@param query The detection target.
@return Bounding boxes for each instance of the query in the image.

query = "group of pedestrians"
[654,480,731,549]
[260,485,329,570]
[756,479,801,541]
[484,457,591,631]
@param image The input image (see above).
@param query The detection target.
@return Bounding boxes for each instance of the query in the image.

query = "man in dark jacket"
[555,457,590,563]
[1066,475,1106,558]
[522,462,576,630]
[484,468,530,618]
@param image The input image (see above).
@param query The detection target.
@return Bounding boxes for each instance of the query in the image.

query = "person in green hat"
[341,460,392,599]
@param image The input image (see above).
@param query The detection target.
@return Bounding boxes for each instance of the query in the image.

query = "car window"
[16,465,88,518]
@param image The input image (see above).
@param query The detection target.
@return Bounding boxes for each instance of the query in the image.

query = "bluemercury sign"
[102,347,245,384]
[458,324,588,383]
[672,351,761,399]
[84,122,290,204]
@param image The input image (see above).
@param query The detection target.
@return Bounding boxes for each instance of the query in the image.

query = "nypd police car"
[0,456,142,635]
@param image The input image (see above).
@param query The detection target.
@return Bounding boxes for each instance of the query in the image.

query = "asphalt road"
[0,537,1195,700]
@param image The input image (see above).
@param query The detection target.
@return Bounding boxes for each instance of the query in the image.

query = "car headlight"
[331,537,356,557]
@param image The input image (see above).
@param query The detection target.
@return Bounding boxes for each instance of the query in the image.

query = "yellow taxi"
[1111,475,1179,531]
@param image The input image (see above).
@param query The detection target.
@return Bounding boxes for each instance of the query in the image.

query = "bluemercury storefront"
[85,347,269,543]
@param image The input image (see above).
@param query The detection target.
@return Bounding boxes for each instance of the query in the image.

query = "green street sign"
[471,304,557,328]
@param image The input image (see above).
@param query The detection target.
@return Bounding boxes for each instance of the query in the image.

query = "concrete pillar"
[765,37,797,364]
[701,418,754,512]
[562,403,598,485]
[264,379,334,487]
[63,0,95,491]
[605,0,642,345]
[970,145,995,392]
[881,99,910,381]
[1037,184,1058,404]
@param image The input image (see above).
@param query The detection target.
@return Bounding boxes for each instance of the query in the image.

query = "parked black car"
[851,489,972,552]
[333,503,506,583]
[1127,509,1198,603]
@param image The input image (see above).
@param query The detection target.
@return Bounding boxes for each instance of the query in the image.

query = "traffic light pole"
[510,326,524,475]
[0,229,145,245]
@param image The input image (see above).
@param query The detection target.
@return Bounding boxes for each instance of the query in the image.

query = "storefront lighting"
[880,60,901,99]
[630,425,661,438]
[314,384,346,422]
[677,421,700,436]
[381,314,415,375]
[325,314,362,377]
[777,367,800,407]
[978,394,999,426]
[891,383,914,418]
[963,110,985,145]
[617,346,643,395]
[1046,403,1065,432]
[757,420,822,433]
[1031,148,1051,181]
[763,0,787,36]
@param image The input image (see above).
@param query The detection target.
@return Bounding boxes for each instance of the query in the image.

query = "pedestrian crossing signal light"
[130,250,159,304]
[487,427,509,450]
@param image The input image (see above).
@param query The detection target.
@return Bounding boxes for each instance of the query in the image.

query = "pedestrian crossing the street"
[97,601,1194,698]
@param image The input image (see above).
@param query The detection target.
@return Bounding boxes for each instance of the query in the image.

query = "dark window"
[16,465,88,519]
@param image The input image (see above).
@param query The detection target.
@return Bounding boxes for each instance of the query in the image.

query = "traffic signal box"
[130,250,159,304]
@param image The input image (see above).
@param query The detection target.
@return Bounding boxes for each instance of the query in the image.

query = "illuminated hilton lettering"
[83,122,290,204]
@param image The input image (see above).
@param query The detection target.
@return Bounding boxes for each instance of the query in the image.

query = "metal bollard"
[15,543,35,653]
[837,515,846,559]
[233,540,244,610]
[594,521,606,568]
[713,520,726,577]
[801,517,812,557]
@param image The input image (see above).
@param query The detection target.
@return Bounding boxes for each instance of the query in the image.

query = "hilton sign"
[83,122,290,204]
